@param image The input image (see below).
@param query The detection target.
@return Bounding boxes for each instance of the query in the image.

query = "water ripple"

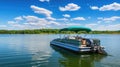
[0,50,51,67]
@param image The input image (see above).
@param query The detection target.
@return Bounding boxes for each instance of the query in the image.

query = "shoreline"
[0,29,120,34]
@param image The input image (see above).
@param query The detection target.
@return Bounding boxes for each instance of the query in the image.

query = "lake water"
[0,34,120,67]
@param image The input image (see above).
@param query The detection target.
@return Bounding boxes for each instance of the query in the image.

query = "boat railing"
[64,35,83,40]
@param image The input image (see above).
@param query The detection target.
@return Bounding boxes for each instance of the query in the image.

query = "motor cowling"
[91,39,107,55]
[92,39,100,46]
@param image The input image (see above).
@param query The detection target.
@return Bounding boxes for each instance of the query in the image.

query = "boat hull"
[50,41,91,53]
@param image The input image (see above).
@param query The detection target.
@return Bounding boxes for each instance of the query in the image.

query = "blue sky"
[0,0,120,30]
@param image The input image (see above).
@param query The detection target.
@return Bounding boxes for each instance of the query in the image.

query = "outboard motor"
[92,39,107,55]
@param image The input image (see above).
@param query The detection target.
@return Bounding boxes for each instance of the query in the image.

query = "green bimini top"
[60,26,92,33]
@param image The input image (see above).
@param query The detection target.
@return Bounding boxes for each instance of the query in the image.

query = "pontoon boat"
[50,26,107,55]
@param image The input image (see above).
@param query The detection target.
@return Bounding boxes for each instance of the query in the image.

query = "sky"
[0,0,120,30]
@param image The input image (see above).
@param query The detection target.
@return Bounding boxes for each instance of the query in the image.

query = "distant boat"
[50,26,107,55]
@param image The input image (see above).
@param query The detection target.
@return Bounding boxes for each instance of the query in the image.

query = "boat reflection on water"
[50,45,107,67]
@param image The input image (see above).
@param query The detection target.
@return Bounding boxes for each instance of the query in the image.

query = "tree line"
[0,29,120,34]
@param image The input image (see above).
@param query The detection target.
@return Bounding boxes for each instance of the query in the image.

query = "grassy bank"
[0,29,120,34]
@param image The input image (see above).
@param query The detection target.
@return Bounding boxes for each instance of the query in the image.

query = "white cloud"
[98,16,120,22]
[23,15,41,22]
[97,21,102,24]
[63,14,70,18]
[90,2,120,11]
[54,23,81,28]
[30,5,56,21]
[57,18,68,21]
[90,6,99,10]
[39,0,49,2]
[7,15,60,29]
[59,3,80,11]
[85,23,120,30]
[8,21,18,25]
[103,16,120,21]
[6,15,120,30]
[31,5,52,17]
[49,21,60,26]
[100,2,120,11]
[23,16,55,26]
[14,16,23,21]
[72,17,86,21]
[64,23,81,26]
[7,15,84,29]
[85,23,97,27]
[0,25,7,29]
[46,16,56,20]
[8,21,24,29]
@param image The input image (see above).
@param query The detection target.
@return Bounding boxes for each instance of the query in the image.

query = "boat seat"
[81,39,87,47]
[68,36,75,39]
